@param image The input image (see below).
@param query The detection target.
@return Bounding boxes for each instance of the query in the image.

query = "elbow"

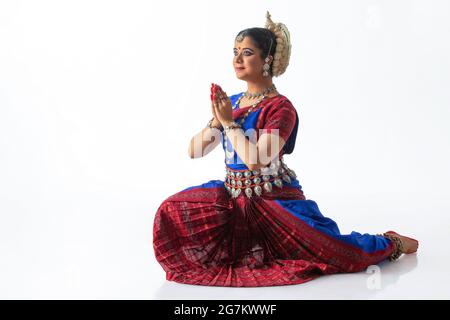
[188,145,195,159]
[188,149,197,159]
[247,163,262,171]
[188,139,199,159]
[188,147,202,159]
[247,159,272,171]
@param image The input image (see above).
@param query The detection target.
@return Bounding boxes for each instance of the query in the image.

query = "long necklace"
[223,95,267,158]
[235,94,267,125]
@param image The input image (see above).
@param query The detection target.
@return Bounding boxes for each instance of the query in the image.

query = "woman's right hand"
[210,83,222,128]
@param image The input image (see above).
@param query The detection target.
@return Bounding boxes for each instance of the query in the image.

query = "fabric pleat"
[153,180,394,287]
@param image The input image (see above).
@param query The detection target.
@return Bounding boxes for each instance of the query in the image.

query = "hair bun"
[264,11,292,77]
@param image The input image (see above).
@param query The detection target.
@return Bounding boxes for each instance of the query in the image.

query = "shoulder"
[264,95,297,115]
[229,92,244,100]
[256,95,298,127]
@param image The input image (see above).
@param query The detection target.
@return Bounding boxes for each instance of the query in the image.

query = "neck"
[246,78,274,95]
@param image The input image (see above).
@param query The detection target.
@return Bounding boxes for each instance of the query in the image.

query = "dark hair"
[235,28,277,76]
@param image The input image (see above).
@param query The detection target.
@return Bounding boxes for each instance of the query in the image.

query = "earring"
[263,57,271,77]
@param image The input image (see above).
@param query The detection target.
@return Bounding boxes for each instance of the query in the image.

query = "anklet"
[378,232,404,261]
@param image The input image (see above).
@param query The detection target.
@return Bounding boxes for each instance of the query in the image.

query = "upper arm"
[252,101,297,169]
[252,133,286,169]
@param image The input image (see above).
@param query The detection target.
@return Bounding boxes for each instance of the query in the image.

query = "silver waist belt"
[224,157,297,199]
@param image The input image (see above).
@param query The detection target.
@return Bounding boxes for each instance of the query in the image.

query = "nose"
[234,51,244,62]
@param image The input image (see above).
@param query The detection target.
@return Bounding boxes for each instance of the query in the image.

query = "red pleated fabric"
[152,184,394,287]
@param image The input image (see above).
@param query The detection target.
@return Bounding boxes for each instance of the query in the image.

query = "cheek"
[244,56,260,68]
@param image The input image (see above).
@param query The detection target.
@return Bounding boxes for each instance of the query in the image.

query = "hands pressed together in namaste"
[210,83,233,128]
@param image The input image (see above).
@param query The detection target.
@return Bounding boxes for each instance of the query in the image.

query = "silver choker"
[244,84,277,99]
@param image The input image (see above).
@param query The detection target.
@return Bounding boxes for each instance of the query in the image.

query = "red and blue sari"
[152,93,395,287]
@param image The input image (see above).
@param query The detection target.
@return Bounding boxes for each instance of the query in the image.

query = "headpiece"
[264,11,292,77]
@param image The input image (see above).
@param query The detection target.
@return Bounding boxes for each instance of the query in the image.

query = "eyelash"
[234,51,252,56]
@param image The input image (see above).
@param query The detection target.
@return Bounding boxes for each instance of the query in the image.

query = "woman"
[152,11,419,287]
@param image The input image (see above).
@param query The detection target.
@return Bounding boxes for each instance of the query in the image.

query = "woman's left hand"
[212,85,233,126]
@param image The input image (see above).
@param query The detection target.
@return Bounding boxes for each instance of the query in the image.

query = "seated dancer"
[152,11,419,287]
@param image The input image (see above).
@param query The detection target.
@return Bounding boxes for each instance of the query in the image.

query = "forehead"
[234,36,257,50]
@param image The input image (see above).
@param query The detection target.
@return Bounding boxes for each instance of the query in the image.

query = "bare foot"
[385,231,419,254]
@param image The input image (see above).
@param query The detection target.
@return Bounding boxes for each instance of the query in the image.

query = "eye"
[233,50,252,56]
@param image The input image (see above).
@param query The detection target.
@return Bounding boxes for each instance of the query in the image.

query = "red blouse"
[232,94,299,156]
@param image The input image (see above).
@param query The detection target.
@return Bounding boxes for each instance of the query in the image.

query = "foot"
[385,231,419,254]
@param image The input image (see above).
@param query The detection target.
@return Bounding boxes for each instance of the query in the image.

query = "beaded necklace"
[235,94,267,124]
[223,94,267,152]
[223,94,267,158]
[223,94,267,143]
[233,92,283,125]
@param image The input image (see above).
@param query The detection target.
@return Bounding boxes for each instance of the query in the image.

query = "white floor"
[0,186,448,300]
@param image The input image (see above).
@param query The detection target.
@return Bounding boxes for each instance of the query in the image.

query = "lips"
[235,67,245,70]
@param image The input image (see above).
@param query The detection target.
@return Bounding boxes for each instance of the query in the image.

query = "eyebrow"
[233,47,254,51]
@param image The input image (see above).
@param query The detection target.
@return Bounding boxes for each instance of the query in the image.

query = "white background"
[0,0,449,299]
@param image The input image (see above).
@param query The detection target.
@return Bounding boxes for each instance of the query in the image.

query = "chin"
[235,73,248,80]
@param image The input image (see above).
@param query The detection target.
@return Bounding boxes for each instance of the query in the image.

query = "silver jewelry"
[206,117,223,131]
[262,38,274,77]
[223,94,267,144]
[223,122,242,133]
[265,11,292,77]
[224,156,298,199]
[263,57,271,77]
[243,84,276,99]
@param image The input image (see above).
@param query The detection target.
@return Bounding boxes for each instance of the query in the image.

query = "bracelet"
[206,118,223,131]
[223,122,242,133]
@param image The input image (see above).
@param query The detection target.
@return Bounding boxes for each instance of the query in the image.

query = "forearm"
[223,121,284,170]
[224,128,268,170]
[188,126,222,158]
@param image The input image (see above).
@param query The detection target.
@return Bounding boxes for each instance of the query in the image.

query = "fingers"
[213,92,225,107]
[216,87,226,98]
[216,90,227,104]
[212,101,221,121]
[211,83,225,96]
[213,92,219,106]
[211,83,219,102]
[212,97,221,111]
[210,83,228,108]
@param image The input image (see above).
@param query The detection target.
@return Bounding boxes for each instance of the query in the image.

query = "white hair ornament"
[264,11,292,77]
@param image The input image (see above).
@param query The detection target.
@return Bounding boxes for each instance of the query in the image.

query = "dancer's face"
[233,36,271,81]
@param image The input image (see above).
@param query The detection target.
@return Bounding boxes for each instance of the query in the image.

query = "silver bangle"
[223,122,242,133]
[206,118,223,131]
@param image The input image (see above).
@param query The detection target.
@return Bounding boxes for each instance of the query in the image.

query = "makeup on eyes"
[233,49,253,56]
